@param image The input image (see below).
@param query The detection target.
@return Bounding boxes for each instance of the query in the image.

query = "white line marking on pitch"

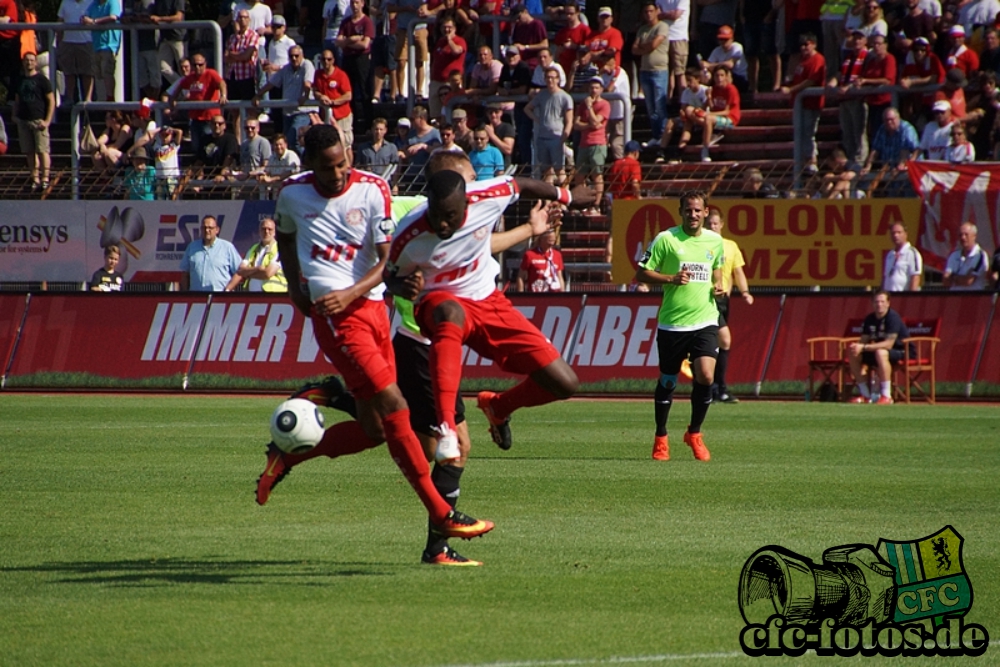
[437,652,747,667]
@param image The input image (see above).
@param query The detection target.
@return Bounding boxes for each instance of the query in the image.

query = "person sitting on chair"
[846,290,909,405]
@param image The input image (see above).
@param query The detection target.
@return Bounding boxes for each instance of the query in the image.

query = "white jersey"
[882,242,923,292]
[387,176,520,302]
[275,169,394,302]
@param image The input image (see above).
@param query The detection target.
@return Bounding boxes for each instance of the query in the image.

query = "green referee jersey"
[390,195,428,338]
[638,226,725,331]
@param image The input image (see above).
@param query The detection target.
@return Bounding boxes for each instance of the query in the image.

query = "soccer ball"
[270,398,326,454]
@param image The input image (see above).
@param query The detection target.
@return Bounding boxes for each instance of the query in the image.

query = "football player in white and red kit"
[259,124,494,545]
[384,170,594,456]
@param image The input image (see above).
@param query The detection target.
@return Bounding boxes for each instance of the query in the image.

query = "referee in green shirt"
[635,190,724,462]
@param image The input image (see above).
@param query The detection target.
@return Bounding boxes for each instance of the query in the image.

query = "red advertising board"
[1,294,29,377]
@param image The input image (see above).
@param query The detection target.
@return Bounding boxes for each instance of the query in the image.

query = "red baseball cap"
[717,25,734,40]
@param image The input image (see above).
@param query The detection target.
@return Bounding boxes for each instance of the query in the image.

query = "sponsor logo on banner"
[0,223,69,254]
[611,199,921,287]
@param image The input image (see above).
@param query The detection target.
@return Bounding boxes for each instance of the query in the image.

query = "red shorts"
[311,298,396,401]
[415,290,561,375]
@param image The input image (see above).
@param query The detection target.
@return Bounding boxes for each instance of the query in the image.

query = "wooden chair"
[807,318,864,400]
[892,318,941,404]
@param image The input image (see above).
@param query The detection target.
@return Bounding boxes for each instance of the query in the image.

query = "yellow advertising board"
[611,198,922,287]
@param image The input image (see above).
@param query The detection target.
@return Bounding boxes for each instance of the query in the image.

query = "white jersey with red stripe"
[275,169,395,302]
[386,176,520,302]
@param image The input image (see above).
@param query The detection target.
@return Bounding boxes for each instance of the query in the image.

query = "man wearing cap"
[633,2,671,147]
[393,116,412,159]
[581,7,624,70]
[574,76,610,204]
[828,28,870,165]
[656,0,689,101]
[509,4,549,68]
[899,36,945,118]
[450,108,474,151]
[780,33,826,175]
[918,99,955,160]
[704,24,748,94]
[264,15,297,128]
[693,0,736,65]
[945,25,979,79]
[482,103,515,166]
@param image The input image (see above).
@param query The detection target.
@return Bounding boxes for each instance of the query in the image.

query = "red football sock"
[382,409,452,523]
[428,320,464,430]
[285,420,381,466]
[491,376,561,420]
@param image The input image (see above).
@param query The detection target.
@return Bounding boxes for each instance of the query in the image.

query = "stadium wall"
[2,292,997,396]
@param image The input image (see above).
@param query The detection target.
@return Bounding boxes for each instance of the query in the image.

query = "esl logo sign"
[737,526,989,657]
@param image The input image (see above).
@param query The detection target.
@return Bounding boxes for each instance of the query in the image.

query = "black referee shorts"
[393,332,465,435]
[656,326,720,375]
[716,294,730,328]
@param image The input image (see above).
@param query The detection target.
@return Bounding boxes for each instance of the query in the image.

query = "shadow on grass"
[2,557,399,587]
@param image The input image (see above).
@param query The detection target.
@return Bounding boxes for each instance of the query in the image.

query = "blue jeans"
[640,69,669,142]
[284,113,313,154]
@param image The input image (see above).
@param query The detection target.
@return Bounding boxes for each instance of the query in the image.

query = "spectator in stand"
[918,99,955,159]
[509,3,549,68]
[608,139,642,200]
[56,0,95,105]
[788,0,825,77]
[254,46,317,154]
[812,145,858,198]
[498,44,533,164]
[947,121,975,162]
[337,0,374,127]
[150,0,185,89]
[581,7,624,73]
[263,16,296,129]
[89,245,125,291]
[554,3,590,86]
[745,0,781,94]
[944,222,991,290]
[450,108,474,151]
[741,166,779,197]
[704,25,748,94]
[828,28,870,165]
[468,126,504,178]
[264,133,301,181]
[0,114,7,156]
[224,9,261,144]
[694,0,736,65]
[633,2,671,150]
[401,105,441,184]
[180,215,242,292]
[936,68,968,118]
[150,122,182,199]
[699,65,740,162]
[161,57,190,125]
[91,110,132,173]
[193,114,240,179]
[167,54,227,159]
[820,0,852,70]
[782,33,827,175]
[517,228,565,292]
[859,106,918,195]
[123,0,162,100]
[656,0,689,102]
[355,117,399,175]
[856,33,897,138]
[670,67,709,152]
[980,28,1000,77]
[882,222,923,291]
[524,67,574,183]
[392,115,411,155]
[945,24,978,79]
[899,36,945,122]
[13,53,53,191]
[389,0,429,103]
[965,72,999,159]
[313,48,354,145]
[956,0,1000,37]
[467,45,502,102]
[574,76,610,207]
[893,0,937,65]
[856,0,887,44]
[82,0,122,101]
[428,17,465,117]
[321,0,348,63]
[226,217,287,293]
[600,57,630,159]
[482,102,515,167]
[232,116,272,179]
[371,0,398,103]
[122,146,157,200]
[436,123,464,153]
[530,48,567,89]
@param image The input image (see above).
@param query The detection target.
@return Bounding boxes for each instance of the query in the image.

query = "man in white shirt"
[882,223,923,291]
[705,24,747,94]
[944,222,991,290]
[918,99,954,160]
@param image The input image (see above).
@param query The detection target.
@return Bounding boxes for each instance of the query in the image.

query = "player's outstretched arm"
[491,200,559,254]
[513,178,597,210]
[277,230,312,316]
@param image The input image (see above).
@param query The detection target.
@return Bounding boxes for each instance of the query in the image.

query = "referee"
[707,211,753,403]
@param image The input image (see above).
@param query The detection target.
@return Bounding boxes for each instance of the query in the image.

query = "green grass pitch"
[1,395,998,666]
